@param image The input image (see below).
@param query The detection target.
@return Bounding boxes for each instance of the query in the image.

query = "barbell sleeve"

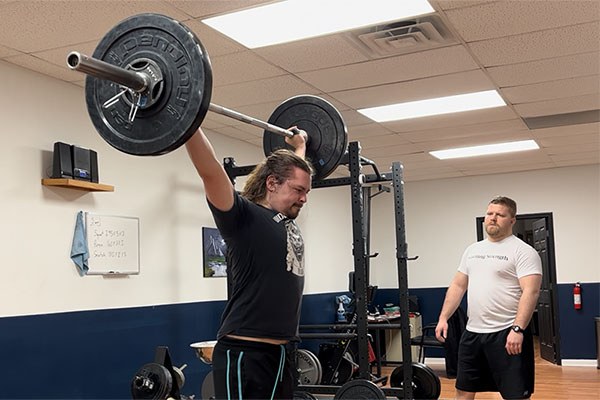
[67,51,295,139]
[67,51,149,92]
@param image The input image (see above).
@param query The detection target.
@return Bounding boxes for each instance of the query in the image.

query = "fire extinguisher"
[573,282,582,310]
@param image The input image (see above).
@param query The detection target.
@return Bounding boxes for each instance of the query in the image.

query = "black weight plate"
[293,391,318,400]
[86,13,212,155]
[263,95,348,180]
[131,362,173,399]
[334,379,385,400]
[389,362,441,400]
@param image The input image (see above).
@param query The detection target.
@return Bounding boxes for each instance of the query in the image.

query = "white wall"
[369,164,600,288]
[1,60,598,320]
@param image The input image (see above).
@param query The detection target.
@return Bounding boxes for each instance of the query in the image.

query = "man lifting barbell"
[186,126,313,400]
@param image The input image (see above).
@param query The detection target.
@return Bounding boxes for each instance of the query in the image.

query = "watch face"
[512,326,522,333]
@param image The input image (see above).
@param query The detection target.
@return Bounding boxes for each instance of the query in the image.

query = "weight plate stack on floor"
[389,362,441,400]
[131,362,173,399]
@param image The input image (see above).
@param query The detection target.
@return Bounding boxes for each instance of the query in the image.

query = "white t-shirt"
[458,235,542,333]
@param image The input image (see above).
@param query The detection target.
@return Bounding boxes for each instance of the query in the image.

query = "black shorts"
[456,327,534,399]
[212,337,294,400]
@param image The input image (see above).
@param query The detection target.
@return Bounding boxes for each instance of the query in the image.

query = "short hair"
[241,149,314,203]
[489,196,517,217]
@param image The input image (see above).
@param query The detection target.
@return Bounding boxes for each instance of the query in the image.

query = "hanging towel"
[70,211,89,276]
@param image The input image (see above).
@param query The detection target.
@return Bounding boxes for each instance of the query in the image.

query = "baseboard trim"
[561,359,598,367]
[422,357,445,365]
[424,358,598,367]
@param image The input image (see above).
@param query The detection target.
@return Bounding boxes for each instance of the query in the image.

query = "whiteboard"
[85,212,140,275]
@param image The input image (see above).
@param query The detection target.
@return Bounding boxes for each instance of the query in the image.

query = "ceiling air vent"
[346,15,456,58]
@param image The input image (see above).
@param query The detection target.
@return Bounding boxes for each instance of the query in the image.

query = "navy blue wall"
[0,302,225,399]
[557,282,600,359]
[1,282,598,399]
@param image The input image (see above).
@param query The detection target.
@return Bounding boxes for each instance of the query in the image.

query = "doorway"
[476,212,561,365]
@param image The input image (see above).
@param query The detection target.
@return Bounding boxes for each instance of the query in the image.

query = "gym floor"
[379,338,600,399]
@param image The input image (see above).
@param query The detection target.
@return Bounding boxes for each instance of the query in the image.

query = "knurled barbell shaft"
[66,51,295,139]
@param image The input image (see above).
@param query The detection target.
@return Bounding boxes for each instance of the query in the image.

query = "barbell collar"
[67,51,149,93]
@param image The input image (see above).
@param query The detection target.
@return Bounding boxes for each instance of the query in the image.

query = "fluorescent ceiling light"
[202,0,435,48]
[358,90,506,122]
[430,140,540,160]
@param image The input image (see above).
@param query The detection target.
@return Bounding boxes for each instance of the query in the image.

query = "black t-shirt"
[208,192,305,341]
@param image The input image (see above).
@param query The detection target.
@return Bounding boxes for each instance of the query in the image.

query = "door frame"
[475,212,562,364]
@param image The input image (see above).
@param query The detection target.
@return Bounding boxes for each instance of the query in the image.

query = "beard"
[485,224,501,237]
[285,204,302,219]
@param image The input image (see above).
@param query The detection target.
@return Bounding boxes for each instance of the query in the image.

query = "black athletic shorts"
[212,336,294,400]
[456,327,534,399]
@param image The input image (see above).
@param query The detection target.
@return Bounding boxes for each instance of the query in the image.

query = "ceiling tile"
[468,21,600,67]
[255,35,368,73]
[212,126,260,141]
[0,0,191,53]
[444,0,599,41]
[530,122,600,138]
[364,143,428,158]
[356,134,411,150]
[537,132,599,147]
[211,75,319,108]
[348,123,393,140]
[331,69,493,108]
[544,143,600,155]
[550,151,599,162]
[211,51,286,86]
[399,118,527,143]
[487,52,600,87]
[297,45,479,92]
[501,75,600,104]
[460,162,556,176]
[513,93,600,118]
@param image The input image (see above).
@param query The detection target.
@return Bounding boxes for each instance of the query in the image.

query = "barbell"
[67,13,349,180]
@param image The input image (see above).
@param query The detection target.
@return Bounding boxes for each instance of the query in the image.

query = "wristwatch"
[511,325,524,333]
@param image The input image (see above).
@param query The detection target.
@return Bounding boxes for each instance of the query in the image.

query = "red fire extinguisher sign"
[573,282,582,310]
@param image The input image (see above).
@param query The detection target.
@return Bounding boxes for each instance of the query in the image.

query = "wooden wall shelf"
[41,178,114,192]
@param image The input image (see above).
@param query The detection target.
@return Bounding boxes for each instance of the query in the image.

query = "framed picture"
[202,227,227,277]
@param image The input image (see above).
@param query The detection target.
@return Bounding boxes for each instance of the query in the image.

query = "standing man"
[186,127,313,400]
[435,196,542,399]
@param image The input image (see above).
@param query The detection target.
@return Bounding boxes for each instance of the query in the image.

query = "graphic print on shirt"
[285,219,304,276]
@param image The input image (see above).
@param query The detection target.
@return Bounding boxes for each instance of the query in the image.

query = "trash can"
[596,317,600,369]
